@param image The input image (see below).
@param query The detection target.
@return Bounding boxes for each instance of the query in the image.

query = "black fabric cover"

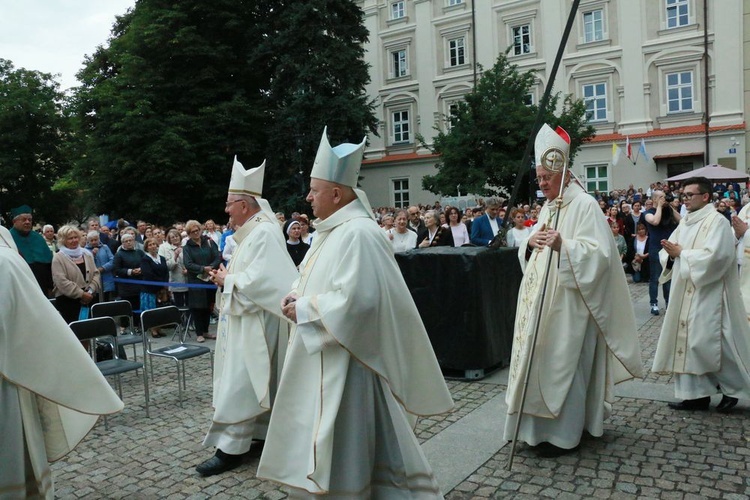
[395,246,522,373]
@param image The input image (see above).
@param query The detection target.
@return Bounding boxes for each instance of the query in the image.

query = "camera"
[664,194,674,202]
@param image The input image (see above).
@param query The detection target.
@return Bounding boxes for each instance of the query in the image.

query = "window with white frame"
[512,25,532,56]
[448,0,463,6]
[391,1,405,20]
[393,179,410,208]
[390,49,408,78]
[666,71,693,113]
[392,110,410,144]
[583,9,604,43]
[448,37,466,67]
[523,93,535,106]
[585,165,608,193]
[583,82,607,122]
[447,102,461,129]
[666,0,689,28]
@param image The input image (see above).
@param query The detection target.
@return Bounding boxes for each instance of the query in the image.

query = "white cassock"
[652,204,750,400]
[0,230,123,499]
[257,200,454,498]
[504,182,643,449]
[734,203,750,319]
[202,212,299,454]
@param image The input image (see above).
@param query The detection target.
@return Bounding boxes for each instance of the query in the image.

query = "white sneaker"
[650,305,660,316]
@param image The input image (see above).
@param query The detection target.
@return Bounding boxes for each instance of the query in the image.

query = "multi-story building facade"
[357,0,745,208]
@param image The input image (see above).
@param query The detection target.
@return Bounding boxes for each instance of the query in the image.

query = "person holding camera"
[644,190,681,315]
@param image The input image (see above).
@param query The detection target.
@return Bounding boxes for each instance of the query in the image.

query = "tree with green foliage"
[261,0,378,214]
[69,0,377,224]
[0,59,74,225]
[421,53,595,199]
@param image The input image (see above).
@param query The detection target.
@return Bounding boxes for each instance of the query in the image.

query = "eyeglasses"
[188,228,200,234]
[225,200,243,208]
[535,173,557,184]
[683,192,704,199]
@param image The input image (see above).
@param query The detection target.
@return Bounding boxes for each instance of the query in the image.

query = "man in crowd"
[258,128,453,496]
[195,158,298,476]
[407,204,426,238]
[0,225,123,498]
[504,124,642,457]
[654,176,750,412]
[470,197,503,246]
[135,220,148,244]
[9,205,53,295]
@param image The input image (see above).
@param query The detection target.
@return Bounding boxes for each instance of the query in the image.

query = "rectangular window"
[666,71,693,113]
[391,49,408,78]
[523,93,534,106]
[447,102,460,129]
[583,9,604,43]
[392,110,410,143]
[448,37,466,67]
[448,0,463,5]
[391,1,405,20]
[585,165,608,193]
[512,25,532,56]
[666,0,689,28]
[583,83,607,122]
[393,179,410,208]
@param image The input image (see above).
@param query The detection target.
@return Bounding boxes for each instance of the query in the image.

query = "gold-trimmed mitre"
[228,156,265,197]
[310,126,367,187]
[534,124,571,173]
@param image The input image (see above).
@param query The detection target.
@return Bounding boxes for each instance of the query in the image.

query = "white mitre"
[534,123,571,171]
[228,156,276,221]
[310,127,375,219]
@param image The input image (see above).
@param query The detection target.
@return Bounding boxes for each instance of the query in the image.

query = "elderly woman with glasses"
[51,225,101,324]
[183,219,221,342]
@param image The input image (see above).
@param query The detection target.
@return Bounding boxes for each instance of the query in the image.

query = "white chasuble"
[258,201,453,497]
[652,204,750,399]
[504,183,642,446]
[203,212,298,453]
[0,246,123,499]
[736,203,750,320]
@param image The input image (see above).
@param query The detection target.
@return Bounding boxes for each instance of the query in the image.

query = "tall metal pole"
[703,0,710,164]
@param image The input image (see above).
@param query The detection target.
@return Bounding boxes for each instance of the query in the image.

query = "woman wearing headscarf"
[51,225,101,324]
[284,219,310,268]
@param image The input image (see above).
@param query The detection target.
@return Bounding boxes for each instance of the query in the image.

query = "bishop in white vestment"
[503,125,643,455]
[0,226,123,499]
[196,158,299,476]
[653,176,750,412]
[258,129,454,498]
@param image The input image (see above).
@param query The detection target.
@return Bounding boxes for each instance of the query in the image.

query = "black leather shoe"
[716,395,739,413]
[535,442,580,458]
[195,450,242,476]
[667,397,710,411]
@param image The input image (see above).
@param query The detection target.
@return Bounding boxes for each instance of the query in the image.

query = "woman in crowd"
[717,200,732,222]
[417,210,454,248]
[381,214,394,232]
[203,219,222,246]
[52,225,101,324]
[42,224,57,253]
[298,214,314,245]
[607,206,624,235]
[183,219,220,343]
[284,220,310,268]
[140,237,169,338]
[610,220,627,267]
[159,228,189,308]
[113,232,146,325]
[445,206,470,247]
[506,208,532,248]
[86,230,116,302]
[630,223,650,283]
[387,209,417,253]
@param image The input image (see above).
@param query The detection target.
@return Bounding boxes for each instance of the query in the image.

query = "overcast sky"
[0,0,135,91]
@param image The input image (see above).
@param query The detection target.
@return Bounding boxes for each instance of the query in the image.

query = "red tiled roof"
[362,151,440,165]
[589,123,745,143]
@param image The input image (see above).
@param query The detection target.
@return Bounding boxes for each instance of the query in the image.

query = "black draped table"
[395,246,523,380]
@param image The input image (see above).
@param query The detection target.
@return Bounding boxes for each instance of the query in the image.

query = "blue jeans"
[649,254,670,306]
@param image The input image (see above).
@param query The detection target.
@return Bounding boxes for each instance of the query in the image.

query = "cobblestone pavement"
[52,281,750,498]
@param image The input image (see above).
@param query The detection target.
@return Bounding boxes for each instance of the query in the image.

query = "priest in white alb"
[0,225,123,499]
[195,158,299,476]
[504,124,643,457]
[653,176,750,412]
[731,197,750,320]
[257,128,454,497]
